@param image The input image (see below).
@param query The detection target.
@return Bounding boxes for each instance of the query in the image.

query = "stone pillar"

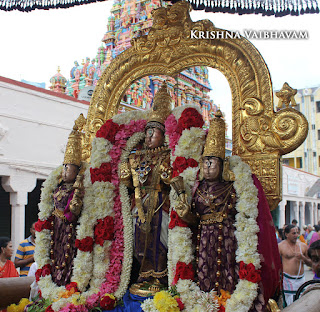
[310,202,314,226]
[313,202,318,225]
[279,199,287,229]
[299,201,305,227]
[1,172,37,253]
[293,201,299,225]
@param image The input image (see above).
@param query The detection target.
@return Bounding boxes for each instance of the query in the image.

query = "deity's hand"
[176,200,191,219]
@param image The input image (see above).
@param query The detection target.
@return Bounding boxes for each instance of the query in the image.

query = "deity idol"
[120,82,172,294]
[173,111,281,310]
[50,116,85,286]
[174,110,238,293]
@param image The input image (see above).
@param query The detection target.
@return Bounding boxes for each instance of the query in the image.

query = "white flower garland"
[167,106,206,286]
[36,107,260,312]
[144,153,260,312]
[115,131,145,299]
[36,162,106,310]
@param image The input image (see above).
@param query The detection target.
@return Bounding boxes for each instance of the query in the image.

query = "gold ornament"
[83,1,308,210]
[203,110,225,159]
[64,114,86,166]
[275,82,297,109]
[147,81,172,127]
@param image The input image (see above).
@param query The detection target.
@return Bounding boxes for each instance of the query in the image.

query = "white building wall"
[278,164,320,228]
[0,77,89,251]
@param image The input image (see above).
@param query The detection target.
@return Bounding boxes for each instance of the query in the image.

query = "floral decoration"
[173,262,194,285]
[34,105,260,312]
[168,210,188,229]
[75,237,94,252]
[172,157,198,178]
[143,151,261,312]
[238,261,261,284]
[100,294,116,310]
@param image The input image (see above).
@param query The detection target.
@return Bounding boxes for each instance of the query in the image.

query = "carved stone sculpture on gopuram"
[26,1,310,312]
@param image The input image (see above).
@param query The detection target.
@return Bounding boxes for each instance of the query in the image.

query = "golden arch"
[83,1,308,210]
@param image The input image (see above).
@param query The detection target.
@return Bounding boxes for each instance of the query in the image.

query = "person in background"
[306,224,315,245]
[278,225,311,307]
[303,225,308,240]
[276,226,282,243]
[292,219,298,226]
[309,225,320,246]
[14,222,36,276]
[281,224,288,240]
[0,237,19,278]
[297,227,307,244]
[308,240,320,280]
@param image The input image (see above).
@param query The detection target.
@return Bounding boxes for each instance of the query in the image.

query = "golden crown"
[63,114,86,166]
[203,110,225,159]
[147,81,172,127]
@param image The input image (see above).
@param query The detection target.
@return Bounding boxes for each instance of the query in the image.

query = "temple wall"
[0,76,89,253]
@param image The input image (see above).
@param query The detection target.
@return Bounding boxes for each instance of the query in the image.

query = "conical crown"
[63,114,86,166]
[203,110,225,159]
[148,81,172,126]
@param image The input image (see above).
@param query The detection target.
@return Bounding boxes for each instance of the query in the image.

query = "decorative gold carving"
[64,113,86,166]
[266,299,281,312]
[243,156,281,210]
[276,82,297,109]
[81,1,308,211]
[203,110,225,159]
[147,81,172,125]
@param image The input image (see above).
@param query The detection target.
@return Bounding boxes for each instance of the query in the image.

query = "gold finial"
[57,66,61,73]
[147,81,172,127]
[63,114,86,166]
[276,82,297,109]
[203,109,225,159]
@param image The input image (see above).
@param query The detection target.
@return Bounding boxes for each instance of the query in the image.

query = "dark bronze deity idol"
[120,82,172,295]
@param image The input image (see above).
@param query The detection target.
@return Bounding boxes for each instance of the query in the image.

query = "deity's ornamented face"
[203,156,222,182]
[145,127,165,150]
[62,164,79,183]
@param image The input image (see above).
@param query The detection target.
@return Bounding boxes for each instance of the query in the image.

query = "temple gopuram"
[59,0,217,126]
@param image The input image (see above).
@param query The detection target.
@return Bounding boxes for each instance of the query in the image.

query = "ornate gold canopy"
[82,1,308,210]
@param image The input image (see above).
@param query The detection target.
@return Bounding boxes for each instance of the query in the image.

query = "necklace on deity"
[135,146,169,184]
[196,183,234,212]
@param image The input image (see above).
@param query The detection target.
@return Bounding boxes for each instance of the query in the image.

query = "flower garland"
[142,143,261,310]
[34,113,147,311]
[165,106,206,286]
[35,105,260,312]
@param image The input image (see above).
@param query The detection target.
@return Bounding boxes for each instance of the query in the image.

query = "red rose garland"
[65,282,79,292]
[177,107,204,134]
[239,261,261,284]
[94,216,114,246]
[173,261,194,284]
[100,294,117,310]
[35,264,52,282]
[90,163,112,184]
[35,217,53,232]
[96,120,120,144]
[172,157,198,178]
[168,210,188,229]
[75,236,94,252]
